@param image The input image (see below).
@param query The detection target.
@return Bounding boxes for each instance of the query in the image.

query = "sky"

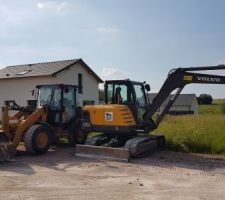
[1,0,225,97]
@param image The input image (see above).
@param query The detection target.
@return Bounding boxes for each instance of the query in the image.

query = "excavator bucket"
[75,144,131,162]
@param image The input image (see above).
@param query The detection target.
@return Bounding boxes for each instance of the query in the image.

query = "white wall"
[191,98,199,115]
[0,63,99,119]
[53,63,99,106]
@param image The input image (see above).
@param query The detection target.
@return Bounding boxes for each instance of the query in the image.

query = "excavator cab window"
[106,82,134,104]
[133,83,148,120]
[105,80,148,121]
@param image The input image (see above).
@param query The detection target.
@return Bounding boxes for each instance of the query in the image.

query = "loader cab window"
[37,86,56,106]
[51,88,61,108]
[63,86,76,123]
[37,85,77,126]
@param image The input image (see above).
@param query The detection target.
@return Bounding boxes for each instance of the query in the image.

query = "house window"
[78,73,83,94]
[83,100,94,106]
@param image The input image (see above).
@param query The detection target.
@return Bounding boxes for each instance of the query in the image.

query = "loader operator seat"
[114,87,122,104]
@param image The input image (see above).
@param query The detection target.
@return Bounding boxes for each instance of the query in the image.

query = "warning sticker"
[105,112,113,121]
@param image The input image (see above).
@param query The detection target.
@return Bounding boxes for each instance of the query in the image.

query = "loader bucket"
[0,142,16,163]
[75,144,131,162]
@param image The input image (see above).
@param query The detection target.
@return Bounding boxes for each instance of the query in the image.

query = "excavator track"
[75,134,165,162]
[125,134,165,157]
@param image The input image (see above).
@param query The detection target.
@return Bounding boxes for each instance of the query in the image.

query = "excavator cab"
[104,80,149,122]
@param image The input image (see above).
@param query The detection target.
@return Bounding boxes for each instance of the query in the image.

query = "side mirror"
[145,84,151,92]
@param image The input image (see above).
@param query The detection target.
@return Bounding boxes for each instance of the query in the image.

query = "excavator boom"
[144,65,225,132]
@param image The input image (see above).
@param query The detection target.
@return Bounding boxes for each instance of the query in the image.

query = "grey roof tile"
[0,58,103,83]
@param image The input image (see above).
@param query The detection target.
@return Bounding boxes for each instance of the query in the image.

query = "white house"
[0,59,103,118]
[148,93,198,115]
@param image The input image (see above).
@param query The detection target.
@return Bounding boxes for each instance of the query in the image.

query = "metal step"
[75,144,130,162]
[85,135,111,146]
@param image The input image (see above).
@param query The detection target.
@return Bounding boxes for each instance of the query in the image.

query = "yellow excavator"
[76,65,225,161]
[0,84,86,162]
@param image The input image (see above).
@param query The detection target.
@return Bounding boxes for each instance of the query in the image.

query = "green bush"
[197,94,213,105]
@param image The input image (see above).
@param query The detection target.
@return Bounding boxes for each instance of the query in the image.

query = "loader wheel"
[24,125,51,155]
[68,121,87,145]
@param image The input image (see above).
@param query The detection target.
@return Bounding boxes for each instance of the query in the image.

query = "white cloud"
[102,67,126,80]
[97,27,119,33]
[37,1,68,14]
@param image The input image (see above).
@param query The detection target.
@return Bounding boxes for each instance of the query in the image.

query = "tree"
[197,94,213,105]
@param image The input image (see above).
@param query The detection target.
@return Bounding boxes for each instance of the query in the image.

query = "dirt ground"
[1,146,225,200]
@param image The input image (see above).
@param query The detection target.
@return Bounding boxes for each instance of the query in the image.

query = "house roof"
[148,93,197,106]
[0,58,103,83]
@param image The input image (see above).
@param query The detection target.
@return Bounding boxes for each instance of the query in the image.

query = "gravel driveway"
[0,146,225,200]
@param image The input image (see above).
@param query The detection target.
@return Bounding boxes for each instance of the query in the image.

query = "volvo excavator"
[76,65,225,162]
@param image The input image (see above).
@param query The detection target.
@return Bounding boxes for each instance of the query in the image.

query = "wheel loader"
[0,84,86,162]
[76,65,225,162]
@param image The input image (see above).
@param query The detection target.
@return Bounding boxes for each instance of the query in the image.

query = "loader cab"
[36,84,77,128]
[104,80,149,121]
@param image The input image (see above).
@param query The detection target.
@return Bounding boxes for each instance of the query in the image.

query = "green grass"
[154,100,225,154]
[199,99,225,115]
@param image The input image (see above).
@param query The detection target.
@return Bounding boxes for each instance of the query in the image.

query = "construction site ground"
[1,145,225,200]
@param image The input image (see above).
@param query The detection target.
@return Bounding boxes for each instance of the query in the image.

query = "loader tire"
[68,121,87,145]
[24,125,51,155]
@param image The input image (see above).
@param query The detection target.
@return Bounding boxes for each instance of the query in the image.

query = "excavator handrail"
[177,64,225,72]
[168,65,225,76]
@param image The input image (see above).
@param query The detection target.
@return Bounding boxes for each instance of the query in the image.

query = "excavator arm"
[144,65,225,132]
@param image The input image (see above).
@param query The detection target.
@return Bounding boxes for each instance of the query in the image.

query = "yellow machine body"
[1,106,47,149]
[83,104,136,127]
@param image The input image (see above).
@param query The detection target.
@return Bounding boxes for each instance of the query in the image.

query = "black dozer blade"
[75,144,131,162]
